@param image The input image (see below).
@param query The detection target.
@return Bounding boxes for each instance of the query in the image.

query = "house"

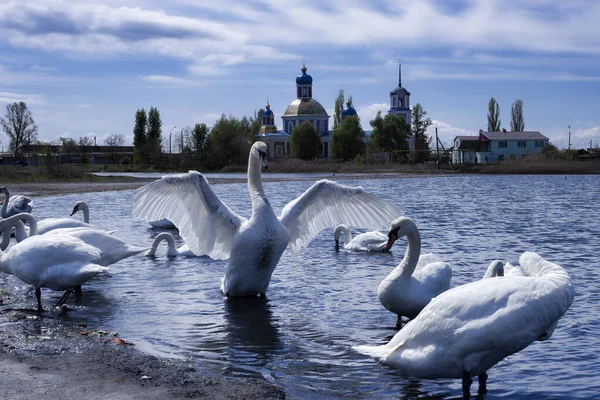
[452,130,550,164]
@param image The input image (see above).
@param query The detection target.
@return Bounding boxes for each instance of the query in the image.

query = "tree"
[331,115,365,161]
[249,108,265,136]
[133,108,147,164]
[59,137,78,163]
[510,99,525,132]
[190,123,209,167]
[290,121,322,160]
[0,102,39,157]
[333,89,345,129]
[78,136,94,164]
[146,106,163,165]
[369,112,410,158]
[205,114,252,170]
[411,103,433,163]
[487,97,501,131]
[104,133,126,163]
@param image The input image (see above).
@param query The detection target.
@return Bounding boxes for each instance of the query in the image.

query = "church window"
[319,121,325,132]
[288,121,294,132]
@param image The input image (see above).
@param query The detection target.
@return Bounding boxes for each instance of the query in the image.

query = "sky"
[1,0,600,151]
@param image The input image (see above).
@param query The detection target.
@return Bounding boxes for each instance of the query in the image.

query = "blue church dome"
[341,98,357,117]
[263,107,273,116]
[296,65,313,85]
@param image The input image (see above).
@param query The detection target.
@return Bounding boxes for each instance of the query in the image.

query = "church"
[256,63,413,159]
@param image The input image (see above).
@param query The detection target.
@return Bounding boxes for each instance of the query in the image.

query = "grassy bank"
[2,158,599,184]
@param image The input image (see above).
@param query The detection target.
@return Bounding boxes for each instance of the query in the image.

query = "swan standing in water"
[356,251,574,399]
[133,141,401,297]
[143,232,195,257]
[0,213,108,312]
[333,224,390,252]
[0,187,33,217]
[377,217,452,325]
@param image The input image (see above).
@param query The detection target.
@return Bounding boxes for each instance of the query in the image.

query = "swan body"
[133,141,401,297]
[377,217,452,320]
[149,218,177,229]
[356,251,574,398]
[333,224,389,252]
[0,213,108,311]
[143,232,195,257]
[0,187,33,217]
[42,227,149,266]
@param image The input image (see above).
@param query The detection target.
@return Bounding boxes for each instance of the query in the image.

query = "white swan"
[0,186,33,217]
[133,141,401,297]
[482,259,504,279]
[377,217,452,324]
[0,213,108,312]
[36,200,93,235]
[143,232,195,257]
[333,224,389,252]
[355,251,574,399]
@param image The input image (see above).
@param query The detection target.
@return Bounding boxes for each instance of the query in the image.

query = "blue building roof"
[341,106,357,117]
[296,65,313,85]
[263,108,273,116]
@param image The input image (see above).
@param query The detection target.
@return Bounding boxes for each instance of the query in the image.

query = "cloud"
[138,74,204,87]
[0,91,46,105]
[356,102,389,128]
[428,120,477,146]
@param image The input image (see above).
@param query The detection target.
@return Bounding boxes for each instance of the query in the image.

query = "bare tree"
[0,102,39,157]
[487,97,501,131]
[510,99,525,132]
[104,133,126,163]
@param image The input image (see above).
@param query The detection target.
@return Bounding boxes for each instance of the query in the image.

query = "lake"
[3,174,599,399]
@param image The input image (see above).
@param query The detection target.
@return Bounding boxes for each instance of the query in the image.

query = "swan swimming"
[333,224,390,252]
[0,186,33,218]
[133,141,401,297]
[143,232,195,257]
[0,213,108,312]
[356,251,574,399]
[377,217,452,324]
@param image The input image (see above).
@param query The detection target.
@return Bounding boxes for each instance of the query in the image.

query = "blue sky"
[1,0,599,151]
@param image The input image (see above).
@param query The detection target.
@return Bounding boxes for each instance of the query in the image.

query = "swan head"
[251,141,269,170]
[0,186,8,196]
[382,216,414,252]
[70,200,87,216]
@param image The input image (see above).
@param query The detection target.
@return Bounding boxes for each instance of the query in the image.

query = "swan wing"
[132,171,246,260]
[279,180,401,253]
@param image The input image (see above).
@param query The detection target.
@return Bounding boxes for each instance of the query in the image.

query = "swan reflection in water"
[221,296,282,378]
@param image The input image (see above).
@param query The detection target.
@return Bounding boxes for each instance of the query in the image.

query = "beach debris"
[113,337,134,346]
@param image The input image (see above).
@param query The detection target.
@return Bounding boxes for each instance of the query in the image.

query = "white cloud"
[356,103,389,128]
[0,91,46,105]
[138,74,204,87]
[428,120,477,146]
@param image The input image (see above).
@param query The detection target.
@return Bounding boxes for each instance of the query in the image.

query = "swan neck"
[82,204,89,223]
[151,233,176,256]
[248,153,265,212]
[398,223,421,278]
[0,229,10,251]
[0,190,8,218]
[1,213,37,237]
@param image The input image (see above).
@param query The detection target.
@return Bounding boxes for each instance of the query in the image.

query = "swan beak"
[383,233,397,252]
[69,207,77,216]
[258,149,268,169]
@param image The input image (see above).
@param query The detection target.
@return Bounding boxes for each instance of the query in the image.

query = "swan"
[0,186,33,217]
[0,213,108,312]
[355,251,574,399]
[133,141,401,297]
[148,218,177,229]
[35,200,93,235]
[143,232,195,257]
[333,224,389,252]
[482,259,504,279]
[377,217,452,324]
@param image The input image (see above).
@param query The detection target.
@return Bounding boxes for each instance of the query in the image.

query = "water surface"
[5,174,599,399]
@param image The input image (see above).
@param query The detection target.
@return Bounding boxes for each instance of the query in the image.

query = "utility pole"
[435,127,440,170]
[568,125,571,150]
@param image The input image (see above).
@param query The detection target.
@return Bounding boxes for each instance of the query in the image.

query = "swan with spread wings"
[133,141,400,297]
